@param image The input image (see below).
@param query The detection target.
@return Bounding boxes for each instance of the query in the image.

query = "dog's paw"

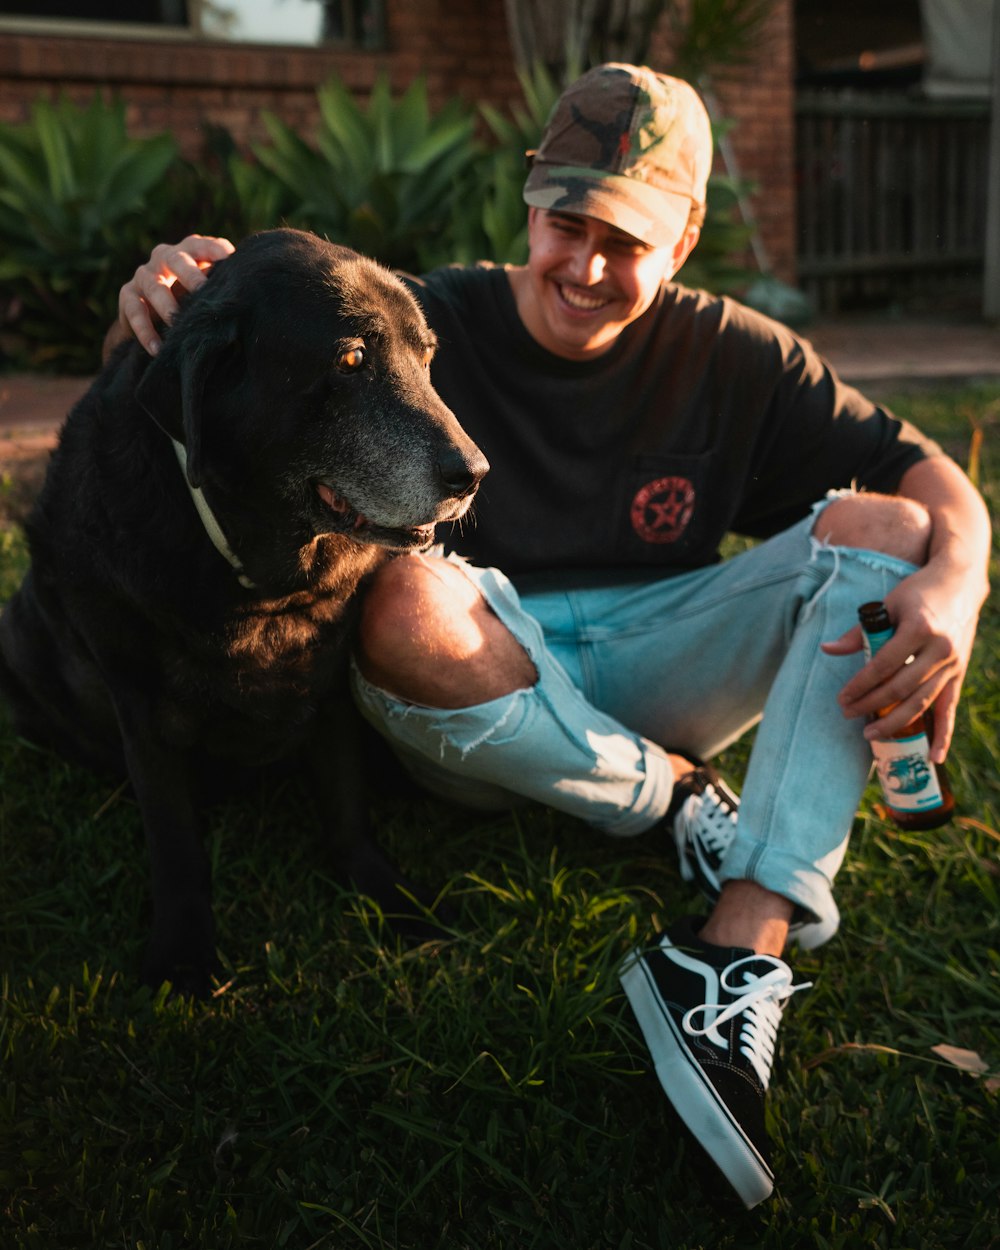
[141,944,224,1000]
[142,910,223,1000]
[343,839,456,943]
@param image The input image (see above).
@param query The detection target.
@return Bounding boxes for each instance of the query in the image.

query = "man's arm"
[104,234,235,362]
[823,454,991,760]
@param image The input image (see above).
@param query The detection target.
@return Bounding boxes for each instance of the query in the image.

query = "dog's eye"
[337,346,366,372]
[422,345,434,368]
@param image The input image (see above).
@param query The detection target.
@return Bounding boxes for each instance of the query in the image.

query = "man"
[111,65,989,1208]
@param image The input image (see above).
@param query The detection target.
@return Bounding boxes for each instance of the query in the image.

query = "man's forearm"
[898,455,991,599]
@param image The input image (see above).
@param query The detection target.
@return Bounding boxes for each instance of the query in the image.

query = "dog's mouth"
[314,481,437,551]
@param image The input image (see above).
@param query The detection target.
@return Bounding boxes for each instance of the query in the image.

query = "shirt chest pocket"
[615,453,716,566]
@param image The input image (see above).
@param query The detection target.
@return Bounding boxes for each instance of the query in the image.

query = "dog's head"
[136,228,488,555]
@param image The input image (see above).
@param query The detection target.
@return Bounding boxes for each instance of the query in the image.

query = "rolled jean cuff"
[719,836,839,936]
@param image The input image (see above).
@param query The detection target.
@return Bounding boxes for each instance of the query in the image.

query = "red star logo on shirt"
[630,476,696,544]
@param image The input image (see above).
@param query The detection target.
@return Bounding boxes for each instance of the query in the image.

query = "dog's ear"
[135,317,239,490]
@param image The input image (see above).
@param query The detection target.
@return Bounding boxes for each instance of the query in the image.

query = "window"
[0,0,385,47]
[0,1,187,27]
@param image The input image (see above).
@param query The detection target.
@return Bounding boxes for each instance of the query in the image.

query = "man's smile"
[556,282,612,312]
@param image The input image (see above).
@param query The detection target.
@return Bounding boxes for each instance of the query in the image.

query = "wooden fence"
[796,91,991,312]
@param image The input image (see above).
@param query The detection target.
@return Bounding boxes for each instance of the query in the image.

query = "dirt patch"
[0,374,80,528]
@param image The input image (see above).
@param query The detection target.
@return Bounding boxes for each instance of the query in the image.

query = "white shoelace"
[682,956,812,1089]
[683,787,737,858]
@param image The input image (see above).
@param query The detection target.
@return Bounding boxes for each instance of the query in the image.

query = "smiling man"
[113,64,989,1209]
[511,208,698,358]
[511,70,705,360]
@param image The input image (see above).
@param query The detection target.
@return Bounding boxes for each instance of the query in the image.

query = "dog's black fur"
[0,228,487,996]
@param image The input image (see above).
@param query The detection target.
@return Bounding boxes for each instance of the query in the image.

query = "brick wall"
[0,2,520,147]
[0,0,795,282]
[384,0,520,109]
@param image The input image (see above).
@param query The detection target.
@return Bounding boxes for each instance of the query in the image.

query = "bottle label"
[870,732,944,811]
[861,627,894,663]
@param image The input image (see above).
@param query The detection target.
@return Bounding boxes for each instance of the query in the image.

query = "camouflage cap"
[522,63,713,247]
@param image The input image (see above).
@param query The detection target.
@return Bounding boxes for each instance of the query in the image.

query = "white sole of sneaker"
[620,953,775,1210]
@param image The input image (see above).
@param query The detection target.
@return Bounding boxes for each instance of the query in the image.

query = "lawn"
[1,384,998,1249]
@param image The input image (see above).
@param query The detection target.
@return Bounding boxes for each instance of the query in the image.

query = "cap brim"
[523,163,692,247]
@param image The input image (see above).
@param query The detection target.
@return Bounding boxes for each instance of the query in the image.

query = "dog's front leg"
[306,696,452,942]
[114,709,221,997]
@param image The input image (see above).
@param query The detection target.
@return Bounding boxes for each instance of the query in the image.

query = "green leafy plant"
[0,94,178,373]
[674,170,756,294]
[158,123,297,248]
[468,61,570,265]
[252,74,483,272]
[670,0,773,82]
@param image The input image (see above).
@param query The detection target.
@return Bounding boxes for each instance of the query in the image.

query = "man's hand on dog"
[107,234,235,361]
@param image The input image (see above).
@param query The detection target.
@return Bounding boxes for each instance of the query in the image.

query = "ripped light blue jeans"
[350,495,918,943]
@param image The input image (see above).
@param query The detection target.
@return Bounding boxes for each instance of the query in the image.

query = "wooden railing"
[796,91,991,311]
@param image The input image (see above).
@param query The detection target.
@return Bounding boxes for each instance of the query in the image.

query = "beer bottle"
[858,601,955,829]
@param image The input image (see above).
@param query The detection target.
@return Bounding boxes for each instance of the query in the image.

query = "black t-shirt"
[403,264,940,585]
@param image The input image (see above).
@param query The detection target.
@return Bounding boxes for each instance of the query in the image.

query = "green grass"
[2,385,999,1249]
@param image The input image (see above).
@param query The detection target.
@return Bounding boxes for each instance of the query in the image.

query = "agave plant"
[160,123,297,249]
[468,61,570,265]
[0,94,178,371]
[253,74,483,272]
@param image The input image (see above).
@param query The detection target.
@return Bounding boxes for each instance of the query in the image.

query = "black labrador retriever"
[0,228,488,996]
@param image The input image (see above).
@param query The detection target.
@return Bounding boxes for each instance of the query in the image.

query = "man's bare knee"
[357,555,537,707]
[813,493,931,566]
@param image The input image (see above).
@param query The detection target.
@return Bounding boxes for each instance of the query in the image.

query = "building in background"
[796,0,997,314]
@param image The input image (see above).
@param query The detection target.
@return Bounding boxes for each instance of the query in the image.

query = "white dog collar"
[172,439,256,590]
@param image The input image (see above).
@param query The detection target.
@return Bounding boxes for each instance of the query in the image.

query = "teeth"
[559,284,608,311]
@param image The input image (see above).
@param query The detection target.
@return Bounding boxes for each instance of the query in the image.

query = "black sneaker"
[667,759,739,898]
[619,916,811,1208]
[666,763,836,950]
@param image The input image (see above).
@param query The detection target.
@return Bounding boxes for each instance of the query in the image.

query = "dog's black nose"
[438,445,489,498]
